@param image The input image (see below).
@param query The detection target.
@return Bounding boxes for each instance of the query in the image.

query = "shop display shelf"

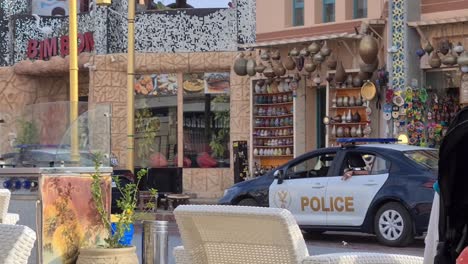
[254,145,294,148]
[255,126,294,129]
[254,91,293,96]
[327,122,368,126]
[329,87,362,91]
[255,102,293,106]
[254,155,294,158]
[330,106,366,109]
[254,135,294,139]
[254,114,293,118]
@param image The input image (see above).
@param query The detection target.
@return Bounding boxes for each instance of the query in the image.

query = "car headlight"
[223,186,238,197]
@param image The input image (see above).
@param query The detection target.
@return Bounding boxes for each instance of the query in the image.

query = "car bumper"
[411,202,432,235]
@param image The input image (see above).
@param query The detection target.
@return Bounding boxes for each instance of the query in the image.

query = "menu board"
[134,74,178,96]
[204,72,230,94]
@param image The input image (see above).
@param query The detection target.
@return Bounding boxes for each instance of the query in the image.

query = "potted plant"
[209,95,230,167]
[77,153,157,264]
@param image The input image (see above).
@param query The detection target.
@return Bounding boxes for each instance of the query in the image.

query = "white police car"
[219,139,437,246]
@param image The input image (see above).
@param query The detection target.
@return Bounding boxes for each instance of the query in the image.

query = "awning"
[239,32,361,49]
[241,19,385,49]
[408,16,468,27]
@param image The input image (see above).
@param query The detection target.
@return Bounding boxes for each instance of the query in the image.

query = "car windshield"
[404,150,438,170]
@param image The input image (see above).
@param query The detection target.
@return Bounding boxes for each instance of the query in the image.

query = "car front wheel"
[374,202,414,247]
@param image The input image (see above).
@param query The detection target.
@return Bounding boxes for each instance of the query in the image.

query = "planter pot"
[77,246,138,264]
[111,223,134,246]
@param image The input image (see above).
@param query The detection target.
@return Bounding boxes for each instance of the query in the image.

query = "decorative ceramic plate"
[361,81,376,101]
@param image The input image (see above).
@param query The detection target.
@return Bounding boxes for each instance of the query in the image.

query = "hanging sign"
[26,32,95,60]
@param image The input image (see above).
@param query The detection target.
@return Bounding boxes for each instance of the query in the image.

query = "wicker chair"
[173,205,424,264]
[0,224,36,264]
[0,189,20,224]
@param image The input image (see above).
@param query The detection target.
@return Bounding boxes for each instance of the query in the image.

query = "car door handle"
[364,181,378,186]
[312,183,325,189]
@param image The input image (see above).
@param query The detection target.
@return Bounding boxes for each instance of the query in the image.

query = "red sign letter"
[84,32,95,52]
[43,37,58,60]
[60,36,69,57]
[27,40,39,59]
[78,33,85,53]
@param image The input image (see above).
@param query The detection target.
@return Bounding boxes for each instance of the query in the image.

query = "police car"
[219,138,437,247]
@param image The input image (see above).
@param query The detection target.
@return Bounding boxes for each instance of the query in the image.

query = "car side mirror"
[274,170,284,184]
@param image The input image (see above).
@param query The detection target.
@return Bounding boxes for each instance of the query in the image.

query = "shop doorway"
[316,86,327,148]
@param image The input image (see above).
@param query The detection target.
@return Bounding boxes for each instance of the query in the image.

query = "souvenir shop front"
[394,20,468,148]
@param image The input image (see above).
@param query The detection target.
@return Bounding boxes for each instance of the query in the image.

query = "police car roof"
[356,144,435,152]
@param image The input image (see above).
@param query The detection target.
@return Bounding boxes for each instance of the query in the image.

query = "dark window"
[183,73,230,168]
[353,0,367,19]
[342,152,391,177]
[134,74,178,168]
[293,0,304,26]
[323,0,335,23]
[285,152,336,179]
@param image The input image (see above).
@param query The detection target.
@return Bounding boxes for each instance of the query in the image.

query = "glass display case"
[0,102,112,168]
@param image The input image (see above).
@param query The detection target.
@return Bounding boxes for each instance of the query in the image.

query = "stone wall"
[0,66,74,154]
[89,52,250,198]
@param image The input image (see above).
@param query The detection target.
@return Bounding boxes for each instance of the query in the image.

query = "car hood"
[230,173,272,188]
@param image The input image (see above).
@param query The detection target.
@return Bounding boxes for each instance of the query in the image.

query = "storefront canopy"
[241,19,385,49]
[408,16,468,27]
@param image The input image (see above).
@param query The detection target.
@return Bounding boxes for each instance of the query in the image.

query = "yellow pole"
[69,0,79,163]
[127,0,136,173]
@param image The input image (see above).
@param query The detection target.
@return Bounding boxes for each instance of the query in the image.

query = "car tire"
[237,198,259,206]
[374,202,414,247]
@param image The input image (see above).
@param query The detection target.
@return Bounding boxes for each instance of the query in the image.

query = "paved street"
[132,223,424,264]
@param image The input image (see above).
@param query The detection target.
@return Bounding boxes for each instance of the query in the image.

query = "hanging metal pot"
[263,63,275,78]
[320,41,332,57]
[353,75,363,87]
[273,61,286,77]
[255,62,266,73]
[308,42,321,54]
[335,61,347,83]
[313,52,325,65]
[439,39,450,56]
[246,55,257,76]
[295,56,305,71]
[429,51,442,68]
[359,35,379,64]
[358,71,373,81]
[458,51,468,66]
[327,53,337,70]
[233,53,248,76]
[442,51,457,66]
[416,48,426,58]
[359,58,379,73]
[289,47,300,57]
[304,58,317,73]
[454,42,464,55]
[284,56,296,70]
[424,42,434,55]
[299,47,310,57]
[271,50,281,60]
[260,50,270,61]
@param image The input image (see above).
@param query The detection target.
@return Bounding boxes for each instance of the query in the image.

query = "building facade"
[0,0,256,198]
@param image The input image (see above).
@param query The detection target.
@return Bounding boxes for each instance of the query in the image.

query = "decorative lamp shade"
[96,0,112,6]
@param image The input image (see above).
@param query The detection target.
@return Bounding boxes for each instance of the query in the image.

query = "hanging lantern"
[429,51,441,68]
[424,42,434,55]
[289,47,300,57]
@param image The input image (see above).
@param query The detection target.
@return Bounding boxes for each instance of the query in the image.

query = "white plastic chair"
[0,189,19,224]
[173,205,424,264]
[0,224,36,264]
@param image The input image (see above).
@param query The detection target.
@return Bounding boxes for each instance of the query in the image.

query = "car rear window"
[404,150,438,170]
